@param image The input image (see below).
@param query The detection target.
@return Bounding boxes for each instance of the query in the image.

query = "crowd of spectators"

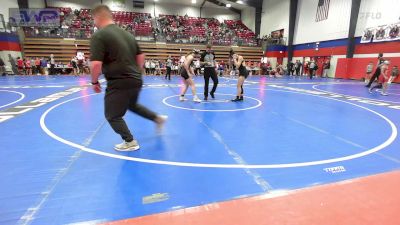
[7,54,91,75]
[155,14,257,46]
[24,7,153,39]
[22,7,259,46]
[140,56,268,77]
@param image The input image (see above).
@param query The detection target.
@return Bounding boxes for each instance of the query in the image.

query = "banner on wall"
[387,23,400,41]
[360,28,374,43]
[361,22,400,43]
[271,29,284,39]
[8,8,60,27]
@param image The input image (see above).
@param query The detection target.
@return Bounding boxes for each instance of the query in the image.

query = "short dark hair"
[229,49,235,57]
[92,5,112,18]
[206,44,212,48]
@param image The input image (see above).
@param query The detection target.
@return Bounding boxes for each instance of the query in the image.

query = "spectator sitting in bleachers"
[22,8,258,47]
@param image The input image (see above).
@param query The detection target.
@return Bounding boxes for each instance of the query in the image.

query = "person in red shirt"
[35,57,41,75]
[17,57,24,75]
[369,61,390,96]
[25,57,32,75]
[303,61,309,76]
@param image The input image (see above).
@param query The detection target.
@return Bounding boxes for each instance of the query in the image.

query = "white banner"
[362,22,400,43]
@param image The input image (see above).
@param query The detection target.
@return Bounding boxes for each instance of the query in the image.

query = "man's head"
[92,5,113,28]
[229,49,237,59]
[206,44,212,53]
[192,49,201,57]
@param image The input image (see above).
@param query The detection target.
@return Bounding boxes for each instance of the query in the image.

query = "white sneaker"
[114,140,140,151]
[179,96,187,101]
[193,96,201,103]
[381,92,388,96]
[155,115,168,134]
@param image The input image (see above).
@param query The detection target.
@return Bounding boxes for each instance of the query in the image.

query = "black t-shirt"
[377,57,385,66]
[90,24,143,80]
[325,62,330,69]
[71,60,77,67]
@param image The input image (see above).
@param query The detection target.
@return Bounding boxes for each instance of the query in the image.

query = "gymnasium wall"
[260,0,289,38]
[201,6,240,22]
[336,57,400,83]
[293,0,351,45]
[356,0,400,36]
[260,0,400,80]
[241,7,256,32]
[260,0,400,42]
[0,0,19,22]
[265,36,400,72]
[29,0,98,9]
[0,33,22,71]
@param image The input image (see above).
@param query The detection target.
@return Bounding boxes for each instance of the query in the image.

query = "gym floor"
[0,75,399,225]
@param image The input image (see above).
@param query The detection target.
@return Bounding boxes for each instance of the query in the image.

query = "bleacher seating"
[22,8,259,46]
[23,38,263,65]
[24,7,153,39]
[157,15,257,46]
[21,8,262,65]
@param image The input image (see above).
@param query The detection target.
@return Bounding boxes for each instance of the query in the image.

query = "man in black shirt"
[287,61,295,76]
[295,60,302,76]
[366,53,385,88]
[90,5,167,152]
[200,44,218,100]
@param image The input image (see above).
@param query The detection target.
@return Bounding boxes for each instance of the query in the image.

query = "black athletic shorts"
[180,68,190,80]
[239,67,249,78]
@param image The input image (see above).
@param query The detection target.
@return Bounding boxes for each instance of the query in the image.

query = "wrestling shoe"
[193,96,202,103]
[114,140,140,151]
[155,115,168,134]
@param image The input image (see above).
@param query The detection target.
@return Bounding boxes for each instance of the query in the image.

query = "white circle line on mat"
[0,90,25,109]
[40,89,397,169]
[162,93,262,112]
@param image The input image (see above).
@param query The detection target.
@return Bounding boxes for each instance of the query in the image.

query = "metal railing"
[262,37,287,46]
[19,24,260,47]
[23,28,261,47]
[23,27,156,41]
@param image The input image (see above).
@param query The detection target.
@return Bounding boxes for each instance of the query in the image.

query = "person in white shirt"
[145,60,150,75]
[308,60,317,79]
[365,62,374,83]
